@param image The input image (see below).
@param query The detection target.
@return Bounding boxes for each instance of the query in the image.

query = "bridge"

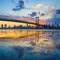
[0,17,45,29]
[0,18,40,26]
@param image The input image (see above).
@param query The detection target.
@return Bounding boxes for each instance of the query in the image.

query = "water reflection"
[0,30,60,60]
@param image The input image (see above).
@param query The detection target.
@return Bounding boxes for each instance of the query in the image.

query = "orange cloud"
[33,4,42,9]
[39,21,46,25]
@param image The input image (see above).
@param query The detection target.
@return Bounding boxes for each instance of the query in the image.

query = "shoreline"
[0,29,60,31]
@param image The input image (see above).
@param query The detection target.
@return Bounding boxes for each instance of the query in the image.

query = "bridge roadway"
[0,18,40,25]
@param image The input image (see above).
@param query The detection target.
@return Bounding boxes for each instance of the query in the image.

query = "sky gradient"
[0,0,60,26]
[0,0,60,16]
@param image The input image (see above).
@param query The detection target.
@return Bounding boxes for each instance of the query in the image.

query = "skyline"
[0,0,60,26]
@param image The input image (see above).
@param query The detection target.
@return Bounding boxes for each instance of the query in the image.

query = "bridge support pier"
[35,17,39,28]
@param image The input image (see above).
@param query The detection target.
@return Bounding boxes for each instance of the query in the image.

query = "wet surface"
[0,30,60,60]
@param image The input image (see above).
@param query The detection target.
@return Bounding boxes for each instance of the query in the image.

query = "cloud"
[41,13,45,16]
[40,15,52,20]
[56,9,60,15]
[46,9,60,24]
[28,12,37,17]
[33,4,42,9]
[12,0,25,11]
[45,6,56,13]
[37,12,40,15]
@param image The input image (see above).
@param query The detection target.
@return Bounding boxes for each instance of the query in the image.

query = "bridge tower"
[35,17,39,28]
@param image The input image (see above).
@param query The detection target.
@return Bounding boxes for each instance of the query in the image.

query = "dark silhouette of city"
[0,23,60,29]
[0,16,60,29]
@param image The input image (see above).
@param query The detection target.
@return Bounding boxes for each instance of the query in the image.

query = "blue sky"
[0,0,60,16]
[0,0,60,25]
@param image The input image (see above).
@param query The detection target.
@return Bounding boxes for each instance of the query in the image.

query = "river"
[0,29,60,60]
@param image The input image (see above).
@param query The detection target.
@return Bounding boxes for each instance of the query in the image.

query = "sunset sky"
[0,0,60,26]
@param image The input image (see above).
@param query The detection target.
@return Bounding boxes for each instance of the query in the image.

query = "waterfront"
[0,30,60,60]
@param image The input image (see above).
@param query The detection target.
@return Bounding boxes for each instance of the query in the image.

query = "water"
[0,29,60,60]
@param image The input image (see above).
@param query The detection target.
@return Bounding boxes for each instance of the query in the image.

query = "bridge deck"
[0,18,38,25]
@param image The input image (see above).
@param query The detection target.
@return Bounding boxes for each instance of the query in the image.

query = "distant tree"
[1,24,3,28]
[4,24,7,28]
[14,25,16,28]
[8,25,11,29]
